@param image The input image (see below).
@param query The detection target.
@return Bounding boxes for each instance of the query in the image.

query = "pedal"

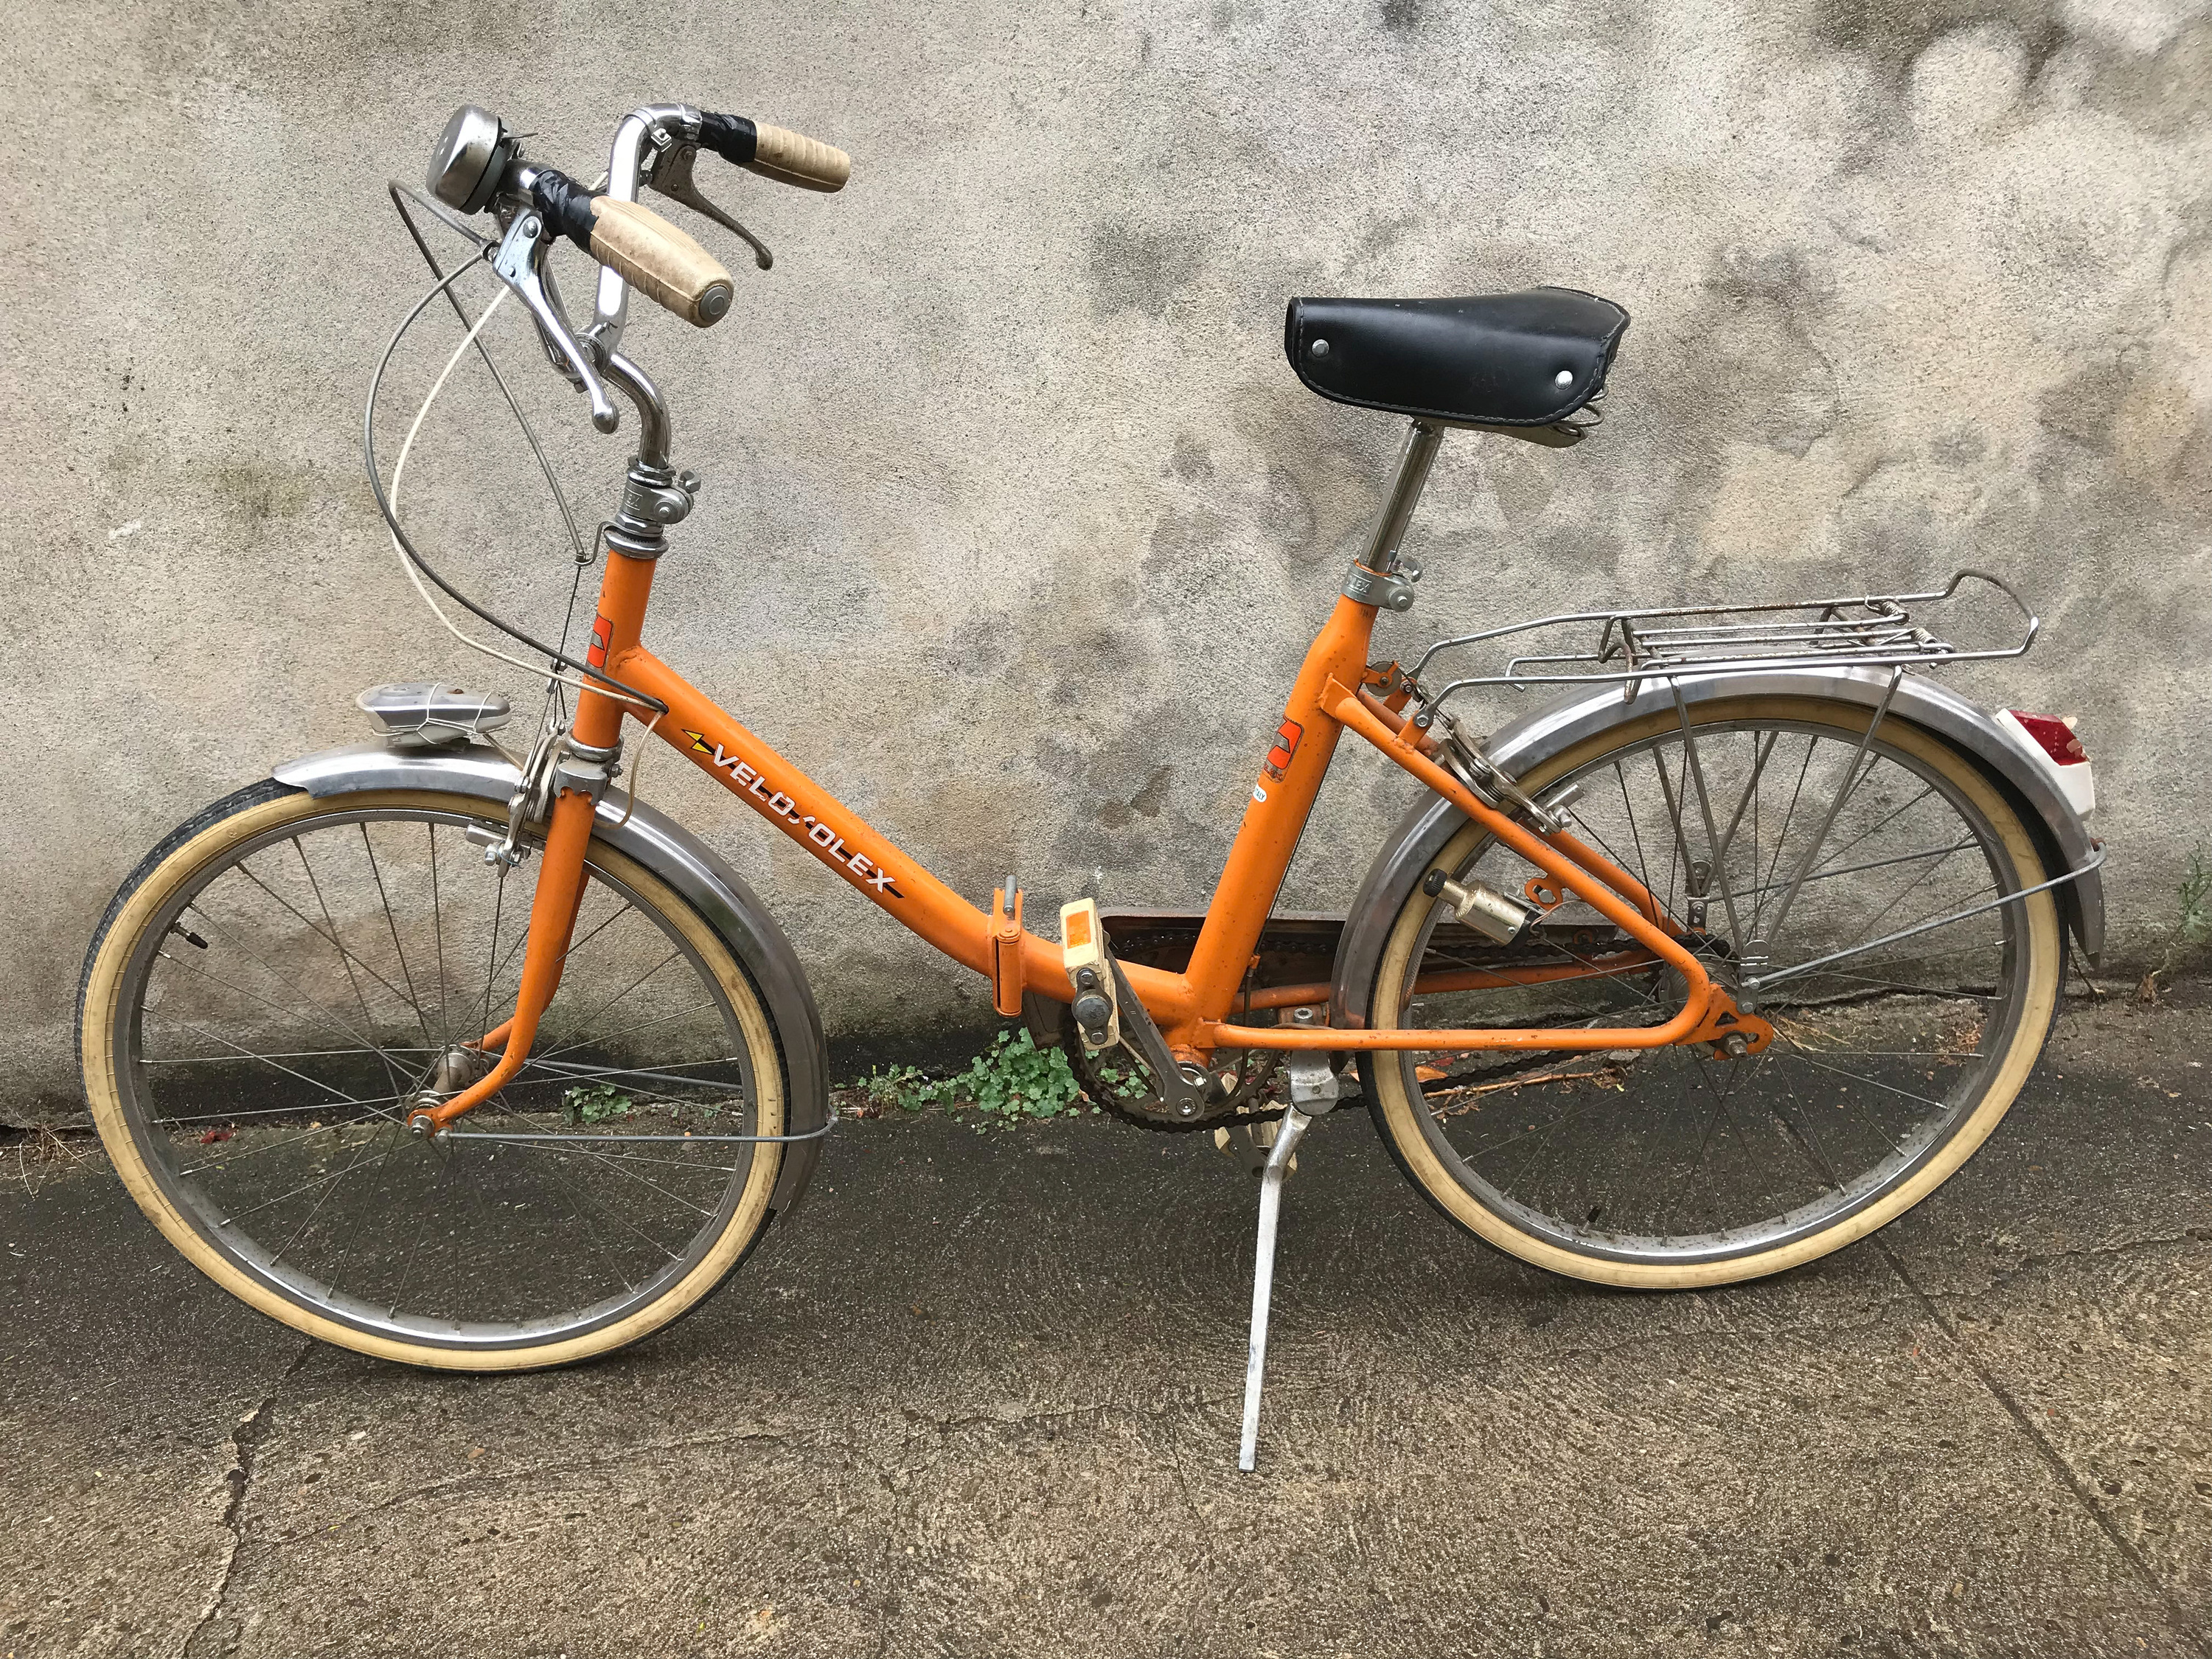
[1214,1119,1296,1179]
[1060,897,1216,1122]
[1060,898,1120,1051]
[990,875,1026,1018]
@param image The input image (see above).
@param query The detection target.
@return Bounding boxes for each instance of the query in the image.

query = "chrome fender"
[1329,667,2104,1029]
[272,741,831,1222]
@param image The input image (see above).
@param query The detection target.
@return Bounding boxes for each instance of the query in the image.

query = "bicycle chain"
[1054,1020,1287,1135]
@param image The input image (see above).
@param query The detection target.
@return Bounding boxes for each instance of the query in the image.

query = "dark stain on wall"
[1649,248,1840,462]
[1089,222,1206,320]
[212,460,316,526]
[1810,0,2068,83]
[2081,21,2212,138]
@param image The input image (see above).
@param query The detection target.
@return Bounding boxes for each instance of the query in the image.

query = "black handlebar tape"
[698,111,759,167]
[529,167,599,253]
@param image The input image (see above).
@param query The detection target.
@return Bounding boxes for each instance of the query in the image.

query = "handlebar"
[421,100,851,428]
[698,111,852,193]
[526,167,734,327]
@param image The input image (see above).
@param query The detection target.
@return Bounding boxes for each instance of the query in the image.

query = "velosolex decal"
[684,731,902,897]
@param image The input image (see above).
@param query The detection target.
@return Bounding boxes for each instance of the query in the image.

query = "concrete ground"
[5,988,2210,1659]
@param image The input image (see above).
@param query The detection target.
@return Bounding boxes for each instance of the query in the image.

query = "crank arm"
[1062,898,1215,1121]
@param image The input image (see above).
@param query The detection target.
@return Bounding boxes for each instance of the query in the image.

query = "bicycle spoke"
[105,799,773,1348]
[360,823,436,1049]
[1391,709,2035,1265]
[428,822,452,1047]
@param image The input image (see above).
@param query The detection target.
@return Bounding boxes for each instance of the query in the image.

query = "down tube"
[613,648,1069,989]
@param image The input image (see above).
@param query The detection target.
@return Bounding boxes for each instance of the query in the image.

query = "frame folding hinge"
[990,877,1026,1018]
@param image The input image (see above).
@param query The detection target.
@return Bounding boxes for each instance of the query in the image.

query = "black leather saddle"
[1283,288,1630,432]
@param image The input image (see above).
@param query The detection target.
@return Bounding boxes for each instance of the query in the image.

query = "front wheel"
[78,779,792,1369]
[1360,694,2065,1289]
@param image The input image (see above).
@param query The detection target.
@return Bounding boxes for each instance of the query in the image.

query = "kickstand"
[1237,1043,1341,1472]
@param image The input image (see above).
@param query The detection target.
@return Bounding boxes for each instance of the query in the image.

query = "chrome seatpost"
[1340,420,1444,615]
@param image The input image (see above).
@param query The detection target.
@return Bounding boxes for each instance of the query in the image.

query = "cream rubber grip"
[589,198,734,327]
[746,122,852,192]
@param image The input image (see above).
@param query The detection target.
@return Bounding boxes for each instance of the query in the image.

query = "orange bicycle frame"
[417,533,1753,1130]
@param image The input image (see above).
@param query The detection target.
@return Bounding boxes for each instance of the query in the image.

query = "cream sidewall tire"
[80,787,787,1371]
[1366,698,2062,1290]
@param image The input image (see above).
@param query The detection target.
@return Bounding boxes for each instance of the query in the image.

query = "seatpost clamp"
[1343,557,1419,613]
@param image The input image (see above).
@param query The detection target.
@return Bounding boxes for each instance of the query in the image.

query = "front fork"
[408,491,665,1136]
[408,784,600,1136]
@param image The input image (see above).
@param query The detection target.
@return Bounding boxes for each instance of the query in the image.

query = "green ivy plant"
[854,1029,1091,1130]
[563,1082,636,1124]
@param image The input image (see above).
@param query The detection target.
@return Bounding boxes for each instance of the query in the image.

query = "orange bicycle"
[79,102,2104,1467]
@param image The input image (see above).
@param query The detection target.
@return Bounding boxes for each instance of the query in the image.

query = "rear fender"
[272,741,831,1222]
[1329,667,2103,1029]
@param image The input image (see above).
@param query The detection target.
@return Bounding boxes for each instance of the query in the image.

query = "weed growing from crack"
[563,1082,638,1124]
[2179,846,2212,953]
[2139,843,2212,1003]
[852,1029,1090,1130]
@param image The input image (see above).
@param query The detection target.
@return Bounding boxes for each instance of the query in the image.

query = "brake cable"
[363,189,668,719]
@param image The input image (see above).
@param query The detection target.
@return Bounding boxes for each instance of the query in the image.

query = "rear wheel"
[78,780,790,1369]
[1361,695,2064,1287]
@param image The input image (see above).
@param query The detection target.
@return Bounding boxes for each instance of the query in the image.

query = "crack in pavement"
[253,1394,1240,1560]
[1930,1225,2212,1302]
[260,1424,799,1548]
[1486,1227,2212,1372]
[1871,1232,2212,1659]
[180,1341,312,1659]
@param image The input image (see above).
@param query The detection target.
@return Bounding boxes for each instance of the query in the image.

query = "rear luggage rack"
[1408,568,2038,703]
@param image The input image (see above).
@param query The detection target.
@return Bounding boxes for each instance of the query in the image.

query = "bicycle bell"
[426,104,517,215]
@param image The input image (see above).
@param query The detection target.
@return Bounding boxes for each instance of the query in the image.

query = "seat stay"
[1189,674,1722,1056]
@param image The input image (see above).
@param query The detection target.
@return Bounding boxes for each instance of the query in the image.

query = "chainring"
[1055,1022,1285,1135]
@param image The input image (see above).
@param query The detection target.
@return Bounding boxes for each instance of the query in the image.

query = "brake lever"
[647,142,773,271]
[490,208,619,433]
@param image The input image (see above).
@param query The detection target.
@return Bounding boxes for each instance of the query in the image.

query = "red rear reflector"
[2006,711,2087,765]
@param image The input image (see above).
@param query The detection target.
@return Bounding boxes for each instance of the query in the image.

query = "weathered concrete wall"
[4,0,2208,1110]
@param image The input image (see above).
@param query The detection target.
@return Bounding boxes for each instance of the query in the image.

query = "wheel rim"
[107,799,778,1351]
[1382,714,2042,1269]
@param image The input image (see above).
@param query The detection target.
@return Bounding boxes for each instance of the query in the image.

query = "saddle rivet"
[1554,369,1573,386]
[1310,338,1331,359]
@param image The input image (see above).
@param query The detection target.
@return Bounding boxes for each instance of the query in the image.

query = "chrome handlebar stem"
[599,352,672,472]
[588,103,703,355]
[422,102,735,539]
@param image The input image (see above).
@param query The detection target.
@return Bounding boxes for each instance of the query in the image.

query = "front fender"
[1329,667,2104,1028]
[271,741,831,1223]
